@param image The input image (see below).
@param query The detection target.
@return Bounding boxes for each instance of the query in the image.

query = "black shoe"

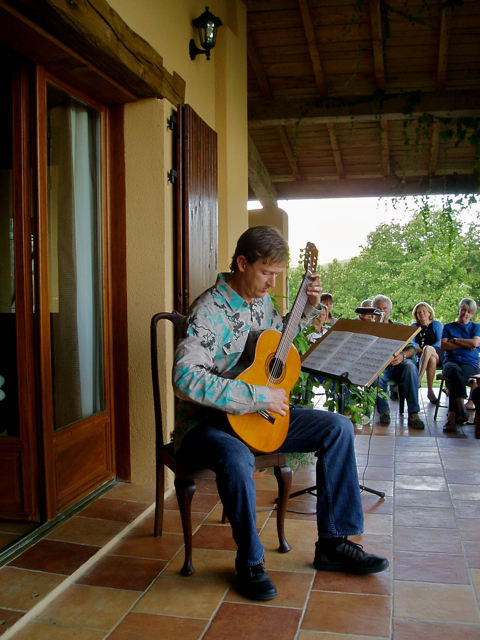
[314,538,389,575]
[379,411,391,425]
[234,559,278,601]
[408,413,425,430]
[456,410,468,424]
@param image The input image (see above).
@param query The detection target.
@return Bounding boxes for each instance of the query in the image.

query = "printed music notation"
[301,331,405,387]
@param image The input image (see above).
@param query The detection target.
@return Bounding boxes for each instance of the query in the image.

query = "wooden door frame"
[35,69,116,519]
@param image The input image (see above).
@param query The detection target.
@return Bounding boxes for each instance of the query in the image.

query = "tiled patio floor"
[1,389,480,639]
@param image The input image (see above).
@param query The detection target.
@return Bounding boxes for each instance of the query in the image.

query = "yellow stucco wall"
[112,0,249,483]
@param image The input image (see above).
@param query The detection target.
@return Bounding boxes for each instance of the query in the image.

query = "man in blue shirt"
[173,226,388,602]
[441,298,480,432]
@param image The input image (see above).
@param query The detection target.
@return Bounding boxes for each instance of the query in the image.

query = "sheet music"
[302,331,406,387]
[301,331,353,371]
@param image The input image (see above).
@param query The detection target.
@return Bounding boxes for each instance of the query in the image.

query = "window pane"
[0,73,19,438]
[47,85,105,430]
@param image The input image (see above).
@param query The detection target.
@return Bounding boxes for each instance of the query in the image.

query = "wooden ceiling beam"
[298,0,327,98]
[429,121,441,176]
[266,174,479,201]
[369,0,386,91]
[380,121,390,177]
[248,135,278,208]
[1,0,185,104]
[437,7,450,91]
[248,90,480,128]
[247,27,273,101]
[326,124,345,179]
[275,126,303,181]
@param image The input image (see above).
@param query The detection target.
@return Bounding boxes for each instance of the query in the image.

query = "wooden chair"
[151,311,292,576]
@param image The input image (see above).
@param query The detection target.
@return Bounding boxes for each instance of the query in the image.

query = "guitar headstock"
[302,242,318,275]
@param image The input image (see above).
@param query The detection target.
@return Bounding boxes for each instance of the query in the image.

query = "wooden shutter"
[175,105,218,313]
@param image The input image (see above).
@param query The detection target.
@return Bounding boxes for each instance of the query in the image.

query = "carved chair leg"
[274,464,292,553]
[154,462,165,537]
[175,477,196,576]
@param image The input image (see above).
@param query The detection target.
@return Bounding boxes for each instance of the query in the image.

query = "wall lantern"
[189,6,223,61]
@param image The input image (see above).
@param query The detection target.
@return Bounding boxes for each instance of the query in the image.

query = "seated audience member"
[441,298,480,433]
[411,302,444,405]
[358,299,374,321]
[372,295,424,429]
[321,292,337,327]
[308,304,329,343]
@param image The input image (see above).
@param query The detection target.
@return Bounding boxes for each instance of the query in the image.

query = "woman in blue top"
[411,302,444,404]
[441,298,480,432]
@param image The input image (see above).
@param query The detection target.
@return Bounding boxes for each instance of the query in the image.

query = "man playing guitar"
[173,225,388,601]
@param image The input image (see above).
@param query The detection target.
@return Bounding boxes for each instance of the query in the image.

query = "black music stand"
[287,370,385,500]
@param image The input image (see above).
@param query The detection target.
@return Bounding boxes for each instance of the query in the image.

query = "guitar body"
[227,329,301,453]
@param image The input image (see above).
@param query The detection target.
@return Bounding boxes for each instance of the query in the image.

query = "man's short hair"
[459,297,477,315]
[320,292,333,303]
[372,295,392,310]
[230,225,289,272]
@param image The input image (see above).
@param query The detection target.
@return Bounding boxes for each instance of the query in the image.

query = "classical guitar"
[227,243,319,453]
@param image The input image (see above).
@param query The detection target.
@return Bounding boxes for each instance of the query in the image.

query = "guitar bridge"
[258,409,275,424]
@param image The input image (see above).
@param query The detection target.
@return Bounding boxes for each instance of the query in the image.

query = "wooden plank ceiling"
[246,0,480,203]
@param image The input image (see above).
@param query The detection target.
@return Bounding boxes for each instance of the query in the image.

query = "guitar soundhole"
[266,354,286,383]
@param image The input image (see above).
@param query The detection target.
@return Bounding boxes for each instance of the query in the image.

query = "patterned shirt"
[172,272,319,451]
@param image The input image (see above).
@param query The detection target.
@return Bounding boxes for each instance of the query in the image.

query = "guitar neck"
[276,270,312,363]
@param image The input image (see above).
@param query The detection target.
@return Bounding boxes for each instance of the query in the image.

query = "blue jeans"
[376,359,420,415]
[443,361,478,412]
[177,408,364,566]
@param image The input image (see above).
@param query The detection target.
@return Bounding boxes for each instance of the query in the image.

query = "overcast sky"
[248,195,480,266]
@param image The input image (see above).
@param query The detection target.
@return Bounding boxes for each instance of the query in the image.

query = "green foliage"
[308,204,480,326]
[322,379,388,425]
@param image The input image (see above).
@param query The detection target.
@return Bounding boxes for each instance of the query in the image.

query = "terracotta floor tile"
[164,492,220,513]
[0,607,25,635]
[395,451,441,463]
[395,475,447,492]
[464,541,480,569]
[355,455,394,468]
[457,518,480,542]
[445,470,480,484]
[12,623,106,640]
[394,489,451,508]
[394,550,470,584]
[359,480,393,497]
[226,570,313,608]
[313,567,392,596]
[449,484,480,501]
[360,495,394,515]
[394,505,456,529]
[442,457,480,471]
[394,526,462,553]
[194,477,220,494]
[263,541,315,573]
[36,584,139,630]
[302,591,391,636]
[260,517,317,544]
[363,514,392,536]
[8,539,100,575]
[452,500,480,518]
[357,466,394,482]
[255,489,281,508]
[76,554,165,590]
[395,462,444,476]
[134,575,228,617]
[192,524,237,551]
[351,535,393,562]
[472,568,480,600]
[392,618,480,640]
[111,529,183,561]
[203,602,302,640]
[105,483,156,503]
[0,567,64,611]
[298,633,386,640]
[45,516,125,547]
[79,497,150,522]
[162,548,236,581]
[108,612,207,640]
[135,508,206,534]
[393,581,480,622]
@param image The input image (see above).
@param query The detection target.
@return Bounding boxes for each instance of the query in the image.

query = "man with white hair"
[372,295,425,429]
